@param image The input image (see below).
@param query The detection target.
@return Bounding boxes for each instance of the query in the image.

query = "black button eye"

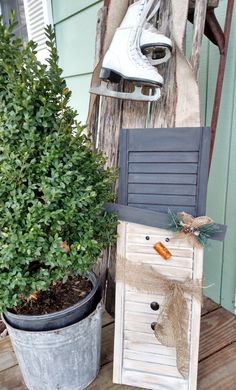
[150,302,160,311]
[151,322,157,331]
[146,236,150,241]
[165,238,170,242]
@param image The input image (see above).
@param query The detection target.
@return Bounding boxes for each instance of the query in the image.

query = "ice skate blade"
[90,81,161,102]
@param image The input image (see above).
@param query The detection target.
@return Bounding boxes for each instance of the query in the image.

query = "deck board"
[101,322,115,366]
[201,297,220,316]
[199,307,236,360]
[0,298,235,390]
[0,365,26,390]
[198,342,236,389]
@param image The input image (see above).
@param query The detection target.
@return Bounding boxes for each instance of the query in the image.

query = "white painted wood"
[113,221,204,390]
[125,299,192,318]
[124,339,176,357]
[126,252,192,269]
[23,0,50,63]
[123,358,182,378]
[124,349,177,366]
[127,243,194,258]
[126,253,193,268]
[188,247,204,390]
[122,370,188,390]
[113,222,127,383]
[127,235,194,249]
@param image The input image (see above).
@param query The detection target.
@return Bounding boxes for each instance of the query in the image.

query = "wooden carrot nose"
[153,242,172,260]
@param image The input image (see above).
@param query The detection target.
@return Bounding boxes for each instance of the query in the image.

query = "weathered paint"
[113,222,203,390]
[4,303,103,390]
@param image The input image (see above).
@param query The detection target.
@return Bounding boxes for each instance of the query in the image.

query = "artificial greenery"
[0,15,117,312]
[168,210,217,247]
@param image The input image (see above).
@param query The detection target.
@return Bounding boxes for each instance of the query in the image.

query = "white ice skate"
[90,0,163,102]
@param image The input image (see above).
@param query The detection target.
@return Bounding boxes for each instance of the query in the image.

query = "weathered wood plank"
[90,6,109,292]
[149,0,176,128]
[201,297,220,316]
[198,342,236,390]
[172,0,201,128]
[0,338,17,373]
[88,362,148,390]
[189,0,219,9]
[102,311,114,327]
[199,308,236,361]
[190,0,208,79]
[101,322,115,367]
[105,0,150,316]
[0,321,6,335]
[0,364,26,390]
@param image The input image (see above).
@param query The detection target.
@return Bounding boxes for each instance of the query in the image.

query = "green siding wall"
[199,3,236,312]
[52,0,236,312]
[51,0,102,123]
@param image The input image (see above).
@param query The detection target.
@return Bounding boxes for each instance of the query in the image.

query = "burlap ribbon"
[171,212,214,248]
[121,261,202,378]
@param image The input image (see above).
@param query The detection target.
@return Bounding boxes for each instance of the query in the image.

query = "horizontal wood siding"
[198,1,236,312]
[51,0,102,123]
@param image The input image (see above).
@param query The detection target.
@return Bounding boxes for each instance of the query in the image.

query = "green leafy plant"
[0,15,117,312]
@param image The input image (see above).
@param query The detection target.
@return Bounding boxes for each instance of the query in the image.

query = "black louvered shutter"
[118,127,211,217]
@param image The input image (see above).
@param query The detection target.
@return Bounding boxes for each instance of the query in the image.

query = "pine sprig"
[168,210,183,231]
[168,210,218,247]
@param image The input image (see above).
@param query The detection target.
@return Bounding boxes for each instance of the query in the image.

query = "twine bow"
[122,261,202,378]
[171,212,214,248]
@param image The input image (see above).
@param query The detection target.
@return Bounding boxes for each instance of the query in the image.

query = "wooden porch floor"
[0,297,236,390]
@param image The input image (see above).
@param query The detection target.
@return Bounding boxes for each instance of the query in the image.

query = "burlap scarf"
[120,261,202,378]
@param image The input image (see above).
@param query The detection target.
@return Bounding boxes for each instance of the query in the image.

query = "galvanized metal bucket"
[4,302,103,390]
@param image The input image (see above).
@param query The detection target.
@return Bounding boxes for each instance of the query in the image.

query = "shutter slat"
[128,173,197,184]
[128,183,196,196]
[128,163,198,174]
[128,203,197,215]
[23,0,49,62]
[129,151,199,163]
[128,194,196,206]
[119,127,210,216]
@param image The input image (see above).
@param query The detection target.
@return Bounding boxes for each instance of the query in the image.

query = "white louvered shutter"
[113,221,203,390]
[23,0,52,63]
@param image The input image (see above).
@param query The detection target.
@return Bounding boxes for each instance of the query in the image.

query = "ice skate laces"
[143,22,158,34]
[147,0,160,21]
[130,0,159,69]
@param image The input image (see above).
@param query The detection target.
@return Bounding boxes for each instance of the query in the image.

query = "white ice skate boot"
[122,0,172,66]
[90,0,163,102]
[141,23,172,65]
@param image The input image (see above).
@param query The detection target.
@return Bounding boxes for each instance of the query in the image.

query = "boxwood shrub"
[0,17,117,312]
